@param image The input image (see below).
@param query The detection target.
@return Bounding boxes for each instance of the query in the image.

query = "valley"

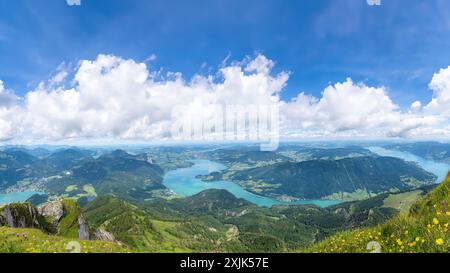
[1,143,445,206]
[0,141,449,253]
[164,159,340,207]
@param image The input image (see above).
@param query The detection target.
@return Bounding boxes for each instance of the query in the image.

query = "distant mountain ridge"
[0,145,442,204]
[385,142,450,163]
[225,156,437,200]
[45,149,165,202]
[1,148,166,203]
[45,148,94,170]
[0,150,52,189]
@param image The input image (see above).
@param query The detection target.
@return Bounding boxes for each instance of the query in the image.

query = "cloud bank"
[0,54,449,143]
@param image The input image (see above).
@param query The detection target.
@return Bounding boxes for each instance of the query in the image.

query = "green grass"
[58,199,82,238]
[65,185,78,192]
[0,227,126,253]
[382,190,424,215]
[307,173,450,253]
[149,220,193,253]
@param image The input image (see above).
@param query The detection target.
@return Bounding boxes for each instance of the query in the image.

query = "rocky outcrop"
[367,209,376,221]
[38,201,64,226]
[225,209,248,218]
[0,203,48,230]
[1,199,119,245]
[78,215,90,240]
[334,207,350,219]
[38,200,91,240]
[93,228,116,242]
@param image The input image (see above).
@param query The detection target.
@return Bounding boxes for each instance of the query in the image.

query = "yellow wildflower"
[433,218,440,225]
[436,238,444,246]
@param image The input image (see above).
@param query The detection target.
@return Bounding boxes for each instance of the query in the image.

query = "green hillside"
[0,150,53,190]
[308,172,450,253]
[226,156,437,200]
[81,188,414,253]
[83,194,240,252]
[45,150,165,202]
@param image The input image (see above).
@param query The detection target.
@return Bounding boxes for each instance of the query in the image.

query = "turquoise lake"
[163,159,340,208]
[0,192,44,206]
[164,147,450,208]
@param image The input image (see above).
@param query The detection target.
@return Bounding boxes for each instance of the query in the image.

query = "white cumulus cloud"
[0,80,18,107]
[281,78,437,138]
[0,54,449,143]
[424,66,450,116]
[18,54,287,142]
[0,81,22,141]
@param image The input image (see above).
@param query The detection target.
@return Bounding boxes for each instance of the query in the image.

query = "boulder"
[38,201,64,226]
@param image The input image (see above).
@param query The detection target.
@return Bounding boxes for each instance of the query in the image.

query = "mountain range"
[204,156,437,200]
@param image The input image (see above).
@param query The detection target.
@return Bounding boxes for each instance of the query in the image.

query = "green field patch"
[382,190,424,215]
[65,185,78,192]
[82,184,97,197]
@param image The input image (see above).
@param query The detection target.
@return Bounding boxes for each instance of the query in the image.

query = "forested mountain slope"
[226,156,436,199]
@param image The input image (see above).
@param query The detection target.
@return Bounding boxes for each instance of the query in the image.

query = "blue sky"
[1,0,449,107]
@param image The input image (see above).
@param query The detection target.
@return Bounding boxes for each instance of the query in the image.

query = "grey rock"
[77,215,90,240]
[38,201,64,225]
[93,228,116,242]
[0,203,43,228]
[225,209,248,218]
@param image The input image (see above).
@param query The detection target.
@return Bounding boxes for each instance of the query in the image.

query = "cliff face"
[77,215,90,240]
[0,203,52,232]
[1,200,115,243]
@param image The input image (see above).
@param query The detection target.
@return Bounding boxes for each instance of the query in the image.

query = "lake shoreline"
[0,192,46,206]
[163,159,341,208]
